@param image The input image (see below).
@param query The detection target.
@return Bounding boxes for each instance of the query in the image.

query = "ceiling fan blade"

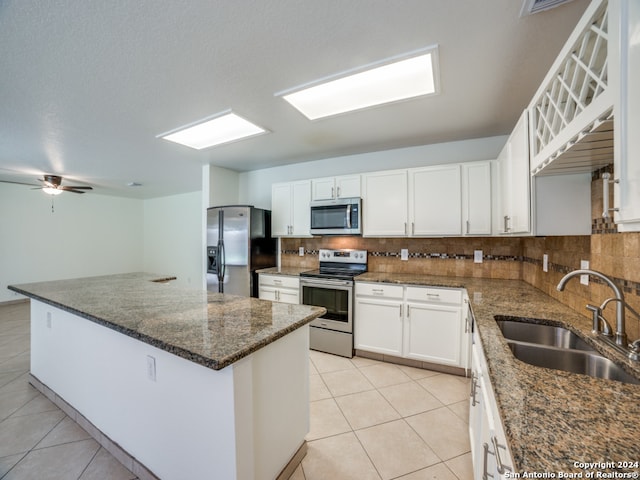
[0,180,41,187]
[59,187,86,194]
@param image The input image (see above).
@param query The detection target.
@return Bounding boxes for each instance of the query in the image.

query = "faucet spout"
[556,269,627,347]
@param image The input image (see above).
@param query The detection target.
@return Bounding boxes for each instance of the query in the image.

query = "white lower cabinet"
[469,326,514,479]
[258,274,300,304]
[355,282,469,369]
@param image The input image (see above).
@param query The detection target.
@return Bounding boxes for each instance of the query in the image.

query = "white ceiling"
[0,0,589,199]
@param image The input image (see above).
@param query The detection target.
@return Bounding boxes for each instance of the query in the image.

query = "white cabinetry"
[612,0,640,232]
[405,287,466,367]
[355,282,469,369]
[354,283,404,356]
[271,181,311,237]
[498,110,531,235]
[311,175,360,201]
[469,327,514,479]
[462,161,494,235]
[362,170,408,236]
[258,274,300,304]
[408,165,462,236]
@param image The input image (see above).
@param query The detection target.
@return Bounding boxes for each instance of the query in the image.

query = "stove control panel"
[319,249,367,264]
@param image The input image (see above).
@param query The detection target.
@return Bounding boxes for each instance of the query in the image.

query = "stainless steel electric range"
[300,249,367,358]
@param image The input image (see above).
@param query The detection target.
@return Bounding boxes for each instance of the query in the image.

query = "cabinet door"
[354,298,403,356]
[291,181,311,236]
[272,183,292,236]
[362,170,408,236]
[311,177,336,201]
[404,303,462,366]
[335,175,361,198]
[462,162,492,235]
[277,288,300,305]
[409,165,462,236]
[258,287,277,302]
[500,111,531,234]
[613,0,640,231]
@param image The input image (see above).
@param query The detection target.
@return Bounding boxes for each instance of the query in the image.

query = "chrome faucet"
[556,269,627,347]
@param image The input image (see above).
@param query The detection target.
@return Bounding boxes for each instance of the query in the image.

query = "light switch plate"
[543,254,548,272]
[299,247,304,257]
[580,260,590,285]
[401,249,408,261]
[474,250,483,263]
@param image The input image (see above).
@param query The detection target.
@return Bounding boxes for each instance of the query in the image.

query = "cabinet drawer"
[406,286,462,305]
[355,282,404,299]
[259,274,300,289]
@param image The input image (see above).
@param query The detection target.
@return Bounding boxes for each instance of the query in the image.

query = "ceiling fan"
[0,174,93,195]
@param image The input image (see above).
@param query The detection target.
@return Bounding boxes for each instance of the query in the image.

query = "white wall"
[143,191,204,289]
[238,136,508,208]
[209,165,240,207]
[0,184,144,303]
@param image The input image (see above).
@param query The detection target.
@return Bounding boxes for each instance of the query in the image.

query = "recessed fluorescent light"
[277,46,439,120]
[157,111,268,150]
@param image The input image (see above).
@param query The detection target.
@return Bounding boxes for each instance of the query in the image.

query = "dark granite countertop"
[356,272,640,474]
[8,272,325,371]
[256,267,312,276]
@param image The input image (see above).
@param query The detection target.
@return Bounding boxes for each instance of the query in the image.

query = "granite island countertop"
[9,272,325,371]
[256,266,313,276]
[356,272,640,475]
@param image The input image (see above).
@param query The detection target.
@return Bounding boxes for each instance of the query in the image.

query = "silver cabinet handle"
[470,372,480,406]
[372,288,384,295]
[601,172,620,219]
[331,187,335,198]
[411,222,415,235]
[337,186,341,197]
[404,222,408,235]
[399,304,403,317]
[407,305,410,318]
[466,220,470,234]
[491,436,511,475]
[482,443,494,480]
[426,293,440,298]
[503,215,510,233]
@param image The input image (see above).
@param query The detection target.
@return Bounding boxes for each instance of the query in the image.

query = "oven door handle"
[300,279,353,288]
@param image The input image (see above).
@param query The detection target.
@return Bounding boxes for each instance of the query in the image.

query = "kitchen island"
[8,273,326,480]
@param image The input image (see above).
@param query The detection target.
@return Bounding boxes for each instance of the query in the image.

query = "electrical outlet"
[543,254,549,272]
[580,260,590,285]
[400,249,408,261]
[473,292,483,303]
[146,355,157,382]
[299,247,305,257]
[474,250,483,264]
[46,312,52,329]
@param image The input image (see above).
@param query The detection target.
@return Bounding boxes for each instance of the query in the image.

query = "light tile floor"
[293,351,473,480]
[0,302,473,479]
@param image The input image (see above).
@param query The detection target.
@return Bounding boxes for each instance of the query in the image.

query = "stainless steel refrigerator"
[206,206,276,297]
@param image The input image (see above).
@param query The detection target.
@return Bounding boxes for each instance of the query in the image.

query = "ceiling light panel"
[158,111,267,150]
[278,46,440,120]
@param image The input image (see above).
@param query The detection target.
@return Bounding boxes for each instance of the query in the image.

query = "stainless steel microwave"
[310,197,361,235]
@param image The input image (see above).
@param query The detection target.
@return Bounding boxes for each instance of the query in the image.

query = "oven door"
[300,278,353,333]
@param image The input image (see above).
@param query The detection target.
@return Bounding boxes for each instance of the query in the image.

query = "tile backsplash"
[280,165,640,341]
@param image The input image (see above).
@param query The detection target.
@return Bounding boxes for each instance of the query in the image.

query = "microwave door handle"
[346,204,352,229]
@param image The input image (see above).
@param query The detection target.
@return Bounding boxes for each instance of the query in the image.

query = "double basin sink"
[496,318,640,385]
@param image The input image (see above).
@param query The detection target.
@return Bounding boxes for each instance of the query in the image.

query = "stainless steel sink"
[507,341,640,385]
[496,319,595,351]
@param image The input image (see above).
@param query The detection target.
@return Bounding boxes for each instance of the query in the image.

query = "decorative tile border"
[283,249,522,262]
[592,217,618,234]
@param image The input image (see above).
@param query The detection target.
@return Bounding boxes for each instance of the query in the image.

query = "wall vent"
[520,0,575,17]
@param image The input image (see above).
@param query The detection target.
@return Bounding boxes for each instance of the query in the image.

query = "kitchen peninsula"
[8,273,326,480]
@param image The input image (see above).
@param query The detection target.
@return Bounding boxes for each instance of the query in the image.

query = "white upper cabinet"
[271,180,311,237]
[362,170,408,236]
[611,0,640,231]
[462,161,494,235]
[311,175,361,201]
[408,165,462,236]
[498,110,531,235]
